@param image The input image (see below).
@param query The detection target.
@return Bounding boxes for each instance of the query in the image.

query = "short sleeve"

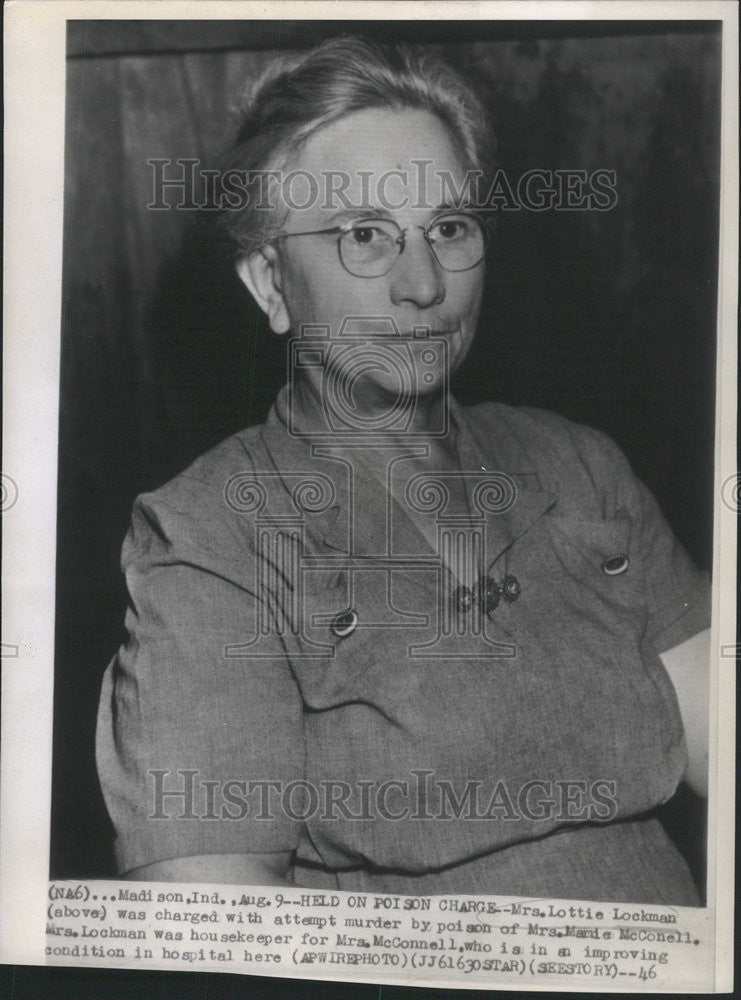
[96,484,305,874]
[578,424,711,655]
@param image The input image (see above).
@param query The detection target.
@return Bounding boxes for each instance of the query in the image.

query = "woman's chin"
[371,370,450,402]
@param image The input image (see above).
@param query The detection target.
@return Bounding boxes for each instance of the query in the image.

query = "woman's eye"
[432,219,466,240]
[349,226,379,244]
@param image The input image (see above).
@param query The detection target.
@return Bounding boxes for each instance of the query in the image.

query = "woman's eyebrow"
[319,203,475,227]
[322,207,392,225]
[432,201,473,213]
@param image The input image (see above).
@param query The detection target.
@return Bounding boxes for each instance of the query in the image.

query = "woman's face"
[260,107,485,407]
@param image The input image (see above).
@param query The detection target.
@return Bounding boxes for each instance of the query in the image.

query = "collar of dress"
[256,385,557,571]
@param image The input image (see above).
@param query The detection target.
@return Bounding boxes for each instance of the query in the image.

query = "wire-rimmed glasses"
[274,212,487,278]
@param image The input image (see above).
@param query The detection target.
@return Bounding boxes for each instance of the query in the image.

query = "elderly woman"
[96,37,710,903]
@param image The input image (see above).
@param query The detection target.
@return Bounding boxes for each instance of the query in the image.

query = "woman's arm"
[563,422,712,799]
[660,627,710,798]
[97,485,306,881]
[124,851,294,886]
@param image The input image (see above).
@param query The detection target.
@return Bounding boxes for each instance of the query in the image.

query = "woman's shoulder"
[462,400,638,506]
[142,422,270,509]
[465,400,627,460]
[123,424,271,567]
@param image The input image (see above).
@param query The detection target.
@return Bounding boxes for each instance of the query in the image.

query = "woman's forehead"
[287,106,471,220]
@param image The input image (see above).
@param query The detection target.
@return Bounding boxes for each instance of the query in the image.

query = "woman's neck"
[289,374,458,463]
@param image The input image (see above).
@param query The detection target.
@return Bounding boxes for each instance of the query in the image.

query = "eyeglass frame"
[265,210,490,278]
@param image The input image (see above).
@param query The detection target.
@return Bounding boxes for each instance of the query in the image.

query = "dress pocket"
[545,512,646,611]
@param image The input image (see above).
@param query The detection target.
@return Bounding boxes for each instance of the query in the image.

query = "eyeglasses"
[274,212,487,278]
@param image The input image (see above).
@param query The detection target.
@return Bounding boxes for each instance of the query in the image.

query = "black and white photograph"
[2,2,737,995]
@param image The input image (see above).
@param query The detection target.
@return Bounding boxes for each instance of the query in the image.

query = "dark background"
[53,17,719,913]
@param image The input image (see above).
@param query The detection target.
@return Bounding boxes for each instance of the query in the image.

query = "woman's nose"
[388,230,446,308]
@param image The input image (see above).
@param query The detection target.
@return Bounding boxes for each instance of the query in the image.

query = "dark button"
[330,609,358,638]
[602,554,629,576]
[478,575,501,613]
[453,585,474,614]
[501,575,521,602]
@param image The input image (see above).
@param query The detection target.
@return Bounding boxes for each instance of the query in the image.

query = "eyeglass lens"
[339,215,485,277]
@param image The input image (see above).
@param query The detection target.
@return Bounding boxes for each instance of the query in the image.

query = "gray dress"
[97,388,709,904]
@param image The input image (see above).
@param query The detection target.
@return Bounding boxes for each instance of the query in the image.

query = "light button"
[602,554,629,576]
[330,609,358,639]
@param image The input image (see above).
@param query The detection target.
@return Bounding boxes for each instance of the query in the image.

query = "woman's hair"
[218,35,496,255]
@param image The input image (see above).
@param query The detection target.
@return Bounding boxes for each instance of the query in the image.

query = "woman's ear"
[235,246,290,335]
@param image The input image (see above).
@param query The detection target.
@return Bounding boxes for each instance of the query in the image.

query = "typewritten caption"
[45,881,713,990]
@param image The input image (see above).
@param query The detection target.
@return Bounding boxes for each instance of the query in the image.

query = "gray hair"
[218,35,496,255]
